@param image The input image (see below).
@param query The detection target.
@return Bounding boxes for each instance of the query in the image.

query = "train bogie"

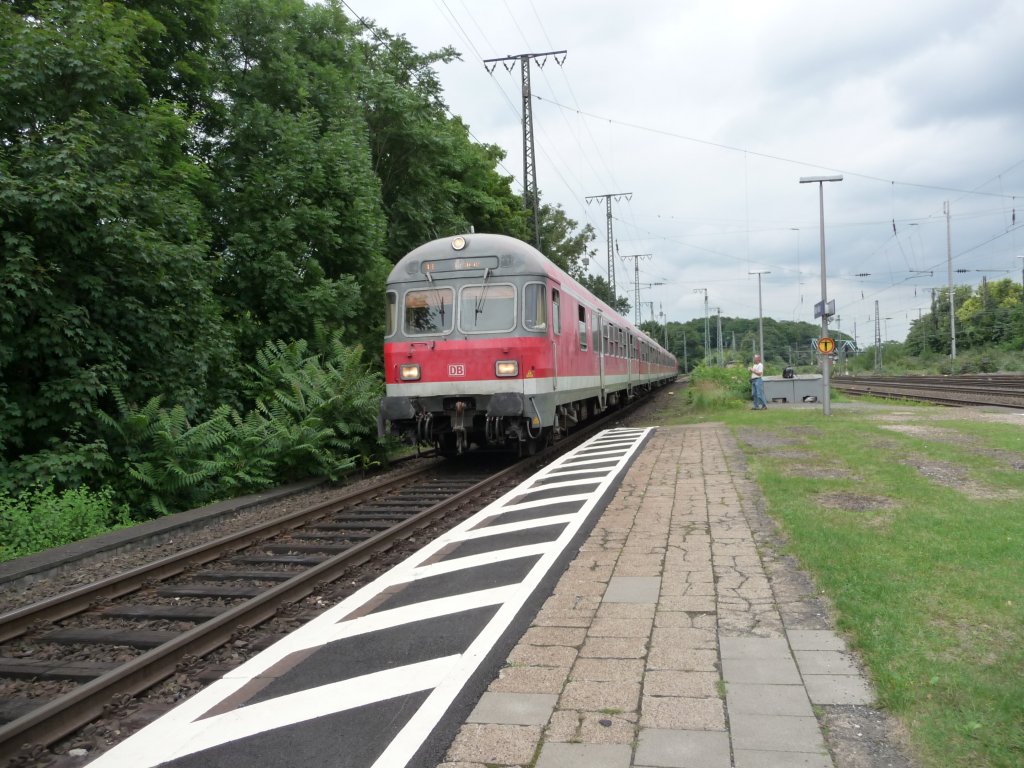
[379,234,677,455]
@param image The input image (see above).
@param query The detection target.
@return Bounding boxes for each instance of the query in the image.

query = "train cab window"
[385,291,398,338]
[459,283,516,333]
[552,290,561,335]
[578,306,587,351]
[524,283,547,331]
[404,287,454,335]
[593,314,601,355]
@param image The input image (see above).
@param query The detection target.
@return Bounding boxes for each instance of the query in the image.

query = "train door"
[551,285,561,391]
[622,333,630,399]
[597,312,606,409]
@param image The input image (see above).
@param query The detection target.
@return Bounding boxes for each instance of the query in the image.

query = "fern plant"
[99,394,238,516]
[93,334,383,517]
[246,332,382,480]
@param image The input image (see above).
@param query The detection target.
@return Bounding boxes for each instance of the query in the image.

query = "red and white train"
[379,233,678,455]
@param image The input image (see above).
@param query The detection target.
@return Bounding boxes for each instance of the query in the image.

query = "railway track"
[831,373,1024,409]
[0,388,669,766]
[0,460,507,764]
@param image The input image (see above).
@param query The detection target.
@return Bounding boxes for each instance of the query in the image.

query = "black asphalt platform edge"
[0,479,325,590]
[408,428,656,768]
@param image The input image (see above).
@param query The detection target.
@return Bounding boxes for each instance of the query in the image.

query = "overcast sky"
[349,0,1023,346]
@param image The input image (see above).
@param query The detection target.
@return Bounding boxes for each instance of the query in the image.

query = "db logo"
[448,364,466,377]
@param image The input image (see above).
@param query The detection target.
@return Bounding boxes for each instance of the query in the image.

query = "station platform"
[437,423,876,768]
[86,423,885,768]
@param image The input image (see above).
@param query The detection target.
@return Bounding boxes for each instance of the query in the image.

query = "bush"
[687,364,751,408]
[98,333,384,517]
[1,333,385,539]
[0,431,114,497]
[0,484,132,562]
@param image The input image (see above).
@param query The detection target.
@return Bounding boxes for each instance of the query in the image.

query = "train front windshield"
[401,283,522,336]
[458,284,515,333]
[404,288,454,334]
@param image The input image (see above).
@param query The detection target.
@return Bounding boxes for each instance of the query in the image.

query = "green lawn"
[647,390,1024,768]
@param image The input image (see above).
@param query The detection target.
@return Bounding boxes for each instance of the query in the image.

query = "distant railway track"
[0,386,668,765]
[831,373,1024,409]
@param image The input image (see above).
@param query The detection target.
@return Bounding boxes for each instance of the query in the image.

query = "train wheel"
[517,428,550,458]
[517,437,537,458]
[436,433,458,458]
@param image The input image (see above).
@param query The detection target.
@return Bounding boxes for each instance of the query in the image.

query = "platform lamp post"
[749,270,770,358]
[1016,256,1024,341]
[800,174,842,416]
[693,288,709,362]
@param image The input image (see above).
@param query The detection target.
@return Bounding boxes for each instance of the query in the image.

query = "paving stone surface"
[467,692,558,725]
[441,422,910,767]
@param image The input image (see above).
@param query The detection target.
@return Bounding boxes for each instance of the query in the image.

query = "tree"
[576,275,630,317]
[123,0,219,115]
[539,202,595,276]
[1,1,227,468]
[957,277,1022,348]
[208,0,390,365]
[359,25,528,262]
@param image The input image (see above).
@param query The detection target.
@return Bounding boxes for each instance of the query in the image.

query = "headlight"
[495,360,519,377]
[399,364,421,381]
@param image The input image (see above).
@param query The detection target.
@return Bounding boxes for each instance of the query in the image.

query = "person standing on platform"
[749,354,767,410]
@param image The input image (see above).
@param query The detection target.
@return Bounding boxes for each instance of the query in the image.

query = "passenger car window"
[385,291,397,337]
[404,288,454,334]
[578,305,587,351]
[523,283,547,331]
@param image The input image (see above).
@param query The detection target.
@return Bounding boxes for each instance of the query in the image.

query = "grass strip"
[648,389,1024,768]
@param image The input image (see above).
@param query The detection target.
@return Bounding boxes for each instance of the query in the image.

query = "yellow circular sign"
[817,336,836,354]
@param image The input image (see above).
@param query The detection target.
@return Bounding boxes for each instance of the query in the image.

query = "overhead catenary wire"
[345,2,1021,339]
[535,94,1023,202]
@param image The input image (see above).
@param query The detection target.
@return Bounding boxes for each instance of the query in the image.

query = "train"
[378,233,678,456]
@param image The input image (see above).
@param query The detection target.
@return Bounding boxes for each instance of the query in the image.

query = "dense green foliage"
[96,333,380,516]
[830,279,1024,375]
[643,315,829,372]
[906,279,1024,356]
[684,363,751,408]
[1,0,592,528]
[0,484,132,561]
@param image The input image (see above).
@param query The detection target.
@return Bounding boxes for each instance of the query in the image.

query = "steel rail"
[0,387,666,757]
[0,463,511,757]
[831,374,1024,409]
[0,460,442,642]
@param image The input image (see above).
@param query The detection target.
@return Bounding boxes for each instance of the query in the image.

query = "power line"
[535,95,1023,201]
